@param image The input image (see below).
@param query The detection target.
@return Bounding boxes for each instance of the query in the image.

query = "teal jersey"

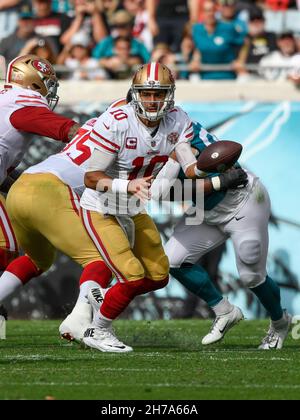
[178,122,226,210]
[192,21,246,80]
[92,36,150,63]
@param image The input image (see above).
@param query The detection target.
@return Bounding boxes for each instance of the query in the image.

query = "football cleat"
[83,325,133,353]
[258,310,292,350]
[202,305,244,345]
[59,301,92,342]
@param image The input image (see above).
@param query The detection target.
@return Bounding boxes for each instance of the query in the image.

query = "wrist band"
[211,176,221,191]
[112,179,130,194]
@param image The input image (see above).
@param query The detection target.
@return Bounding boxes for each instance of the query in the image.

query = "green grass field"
[0,319,299,400]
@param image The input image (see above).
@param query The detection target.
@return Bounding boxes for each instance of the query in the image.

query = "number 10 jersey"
[80,103,194,216]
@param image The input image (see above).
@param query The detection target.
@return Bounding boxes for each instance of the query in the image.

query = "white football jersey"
[0,85,49,184]
[81,103,194,216]
[25,118,97,195]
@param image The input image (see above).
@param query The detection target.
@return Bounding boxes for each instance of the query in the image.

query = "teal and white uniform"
[162,121,271,289]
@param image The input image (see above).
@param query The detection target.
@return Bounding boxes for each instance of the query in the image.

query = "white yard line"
[1,382,300,389]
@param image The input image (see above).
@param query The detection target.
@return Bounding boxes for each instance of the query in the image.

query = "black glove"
[211,169,248,192]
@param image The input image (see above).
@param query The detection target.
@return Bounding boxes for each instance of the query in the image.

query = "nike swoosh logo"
[219,321,229,334]
[107,345,126,349]
[269,338,280,349]
[235,216,245,221]
[103,123,110,130]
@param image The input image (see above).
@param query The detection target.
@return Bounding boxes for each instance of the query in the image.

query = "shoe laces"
[96,326,124,346]
[209,317,221,334]
[261,324,276,345]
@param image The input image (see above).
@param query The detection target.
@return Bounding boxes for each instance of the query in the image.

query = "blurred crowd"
[1,0,300,83]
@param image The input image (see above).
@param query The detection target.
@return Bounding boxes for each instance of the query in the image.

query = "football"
[197,140,243,173]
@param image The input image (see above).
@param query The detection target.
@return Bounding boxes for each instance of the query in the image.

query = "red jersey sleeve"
[10,107,77,143]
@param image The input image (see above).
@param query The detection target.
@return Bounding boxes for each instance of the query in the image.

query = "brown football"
[197,140,243,173]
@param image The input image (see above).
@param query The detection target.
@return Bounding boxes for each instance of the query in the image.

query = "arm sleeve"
[172,112,197,172]
[174,142,197,173]
[150,158,181,200]
[87,148,116,172]
[10,107,77,142]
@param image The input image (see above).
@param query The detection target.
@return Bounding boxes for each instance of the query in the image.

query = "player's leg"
[227,181,291,349]
[17,174,113,341]
[0,193,19,269]
[165,214,244,345]
[80,209,145,352]
[0,194,20,313]
[4,174,112,340]
[1,180,56,304]
[132,213,169,282]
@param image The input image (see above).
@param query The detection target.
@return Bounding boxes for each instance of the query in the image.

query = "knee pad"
[165,237,189,269]
[238,240,261,265]
[122,255,145,281]
[240,273,265,288]
[148,253,169,281]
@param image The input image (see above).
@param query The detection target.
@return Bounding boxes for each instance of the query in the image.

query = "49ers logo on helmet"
[32,60,52,75]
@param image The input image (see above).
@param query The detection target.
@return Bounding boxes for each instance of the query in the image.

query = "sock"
[212,298,234,317]
[94,312,113,329]
[0,256,41,302]
[0,271,22,301]
[272,312,288,330]
[78,280,101,304]
[79,261,112,289]
[100,277,168,320]
[170,265,223,308]
[251,276,283,321]
[77,261,112,304]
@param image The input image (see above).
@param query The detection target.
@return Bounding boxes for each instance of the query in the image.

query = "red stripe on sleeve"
[17,94,44,99]
[15,100,49,107]
[185,122,193,132]
[91,130,120,150]
[98,143,117,154]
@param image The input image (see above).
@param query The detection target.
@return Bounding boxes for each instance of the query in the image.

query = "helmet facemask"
[43,76,59,110]
[131,85,175,122]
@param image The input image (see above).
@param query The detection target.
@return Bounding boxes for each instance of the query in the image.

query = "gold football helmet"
[131,62,175,121]
[6,54,59,110]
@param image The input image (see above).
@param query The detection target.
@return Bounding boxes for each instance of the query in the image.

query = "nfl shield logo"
[151,140,156,147]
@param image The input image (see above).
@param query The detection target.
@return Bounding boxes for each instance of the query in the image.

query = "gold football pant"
[81,209,169,282]
[6,174,103,271]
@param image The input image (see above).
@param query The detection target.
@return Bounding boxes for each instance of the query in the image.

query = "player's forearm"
[84,171,113,192]
[184,162,207,179]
